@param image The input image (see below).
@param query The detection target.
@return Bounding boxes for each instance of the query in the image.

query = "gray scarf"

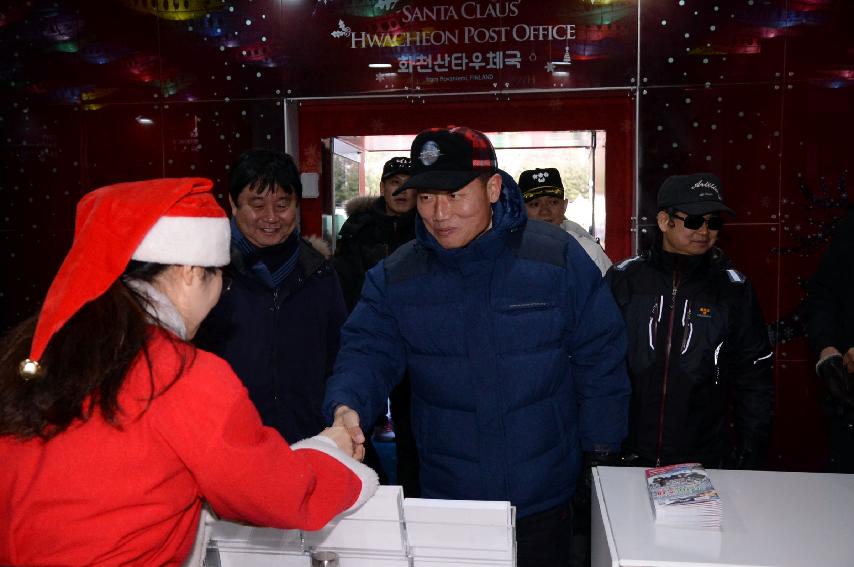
[123,278,187,340]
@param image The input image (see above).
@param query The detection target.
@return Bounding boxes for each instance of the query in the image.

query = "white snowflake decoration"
[544,61,555,72]
[331,19,351,38]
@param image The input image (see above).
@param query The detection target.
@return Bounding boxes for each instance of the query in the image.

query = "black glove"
[584,449,621,469]
[572,451,620,533]
[618,451,644,467]
[817,355,854,409]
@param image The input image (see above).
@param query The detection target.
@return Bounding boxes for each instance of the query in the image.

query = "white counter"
[592,466,854,567]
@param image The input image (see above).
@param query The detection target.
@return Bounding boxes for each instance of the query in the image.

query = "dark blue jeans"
[516,500,573,567]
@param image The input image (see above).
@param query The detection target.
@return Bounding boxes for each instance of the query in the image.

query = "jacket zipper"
[656,270,681,466]
[271,287,279,403]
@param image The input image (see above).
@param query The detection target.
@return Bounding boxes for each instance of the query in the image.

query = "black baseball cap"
[657,173,735,215]
[518,168,564,202]
[393,126,498,195]
[381,156,412,180]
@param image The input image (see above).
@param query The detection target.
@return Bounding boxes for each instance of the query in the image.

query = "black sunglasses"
[670,212,724,231]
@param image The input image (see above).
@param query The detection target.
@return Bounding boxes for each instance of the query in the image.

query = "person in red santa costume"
[0,178,378,566]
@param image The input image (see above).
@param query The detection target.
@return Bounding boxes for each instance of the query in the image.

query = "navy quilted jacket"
[197,239,347,444]
[324,173,630,517]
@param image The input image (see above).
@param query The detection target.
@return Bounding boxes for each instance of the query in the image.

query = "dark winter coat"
[606,244,774,468]
[332,196,416,311]
[323,173,630,518]
[196,236,347,444]
[805,210,854,356]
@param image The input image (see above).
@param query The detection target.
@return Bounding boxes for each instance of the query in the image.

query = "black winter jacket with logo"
[606,245,774,468]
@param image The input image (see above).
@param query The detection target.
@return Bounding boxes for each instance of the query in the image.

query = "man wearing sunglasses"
[606,173,774,470]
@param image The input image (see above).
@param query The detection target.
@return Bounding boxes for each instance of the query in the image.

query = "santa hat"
[19,178,230,379]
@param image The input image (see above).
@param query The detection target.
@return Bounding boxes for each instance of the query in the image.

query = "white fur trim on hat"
[132,216,230,267]
[291,435,380,514]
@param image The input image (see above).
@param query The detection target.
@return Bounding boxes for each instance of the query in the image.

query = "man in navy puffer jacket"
[196,149,348,445]
[324,127,630,567]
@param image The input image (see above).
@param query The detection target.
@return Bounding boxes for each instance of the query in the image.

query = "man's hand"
[333,405,366,461]
[319,426,358,457]
[819,346,854,373]
[820,346,842,361]
[817,349,854,408]
[843,347,854,374]
[572,450,620,533]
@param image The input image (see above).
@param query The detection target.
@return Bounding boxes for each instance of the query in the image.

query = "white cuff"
[291,436,379,515]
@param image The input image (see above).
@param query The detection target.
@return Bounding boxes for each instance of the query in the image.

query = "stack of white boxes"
[205,486,516,566]
[403,498,516,566]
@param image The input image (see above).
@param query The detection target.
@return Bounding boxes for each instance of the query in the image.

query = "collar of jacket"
[649,242,730,276]
[230,219,301,288]
[370,195,389,216]
[296,238,329,276]
[228,238,328,290]
[343,195,380,218]
[414,169,527,266]
[228,220,332,290]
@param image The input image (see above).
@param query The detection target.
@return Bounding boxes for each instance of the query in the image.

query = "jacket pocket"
[496,301,556,311]
[679,300,727,385]
[494,301,563,353]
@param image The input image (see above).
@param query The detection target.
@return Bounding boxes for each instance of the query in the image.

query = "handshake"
[816,348,854,409]
[318,405,367,461]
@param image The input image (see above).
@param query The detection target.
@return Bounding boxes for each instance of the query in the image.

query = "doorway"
[298,94,634,261]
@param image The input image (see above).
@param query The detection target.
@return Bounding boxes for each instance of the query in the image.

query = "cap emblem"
[691,179,720,198]
[419,141,442,166]
[533,171,549,183]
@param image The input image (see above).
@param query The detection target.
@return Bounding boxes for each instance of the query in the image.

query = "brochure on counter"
[645,462,722,528]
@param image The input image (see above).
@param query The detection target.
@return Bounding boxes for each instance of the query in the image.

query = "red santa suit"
[0,328,377,566]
